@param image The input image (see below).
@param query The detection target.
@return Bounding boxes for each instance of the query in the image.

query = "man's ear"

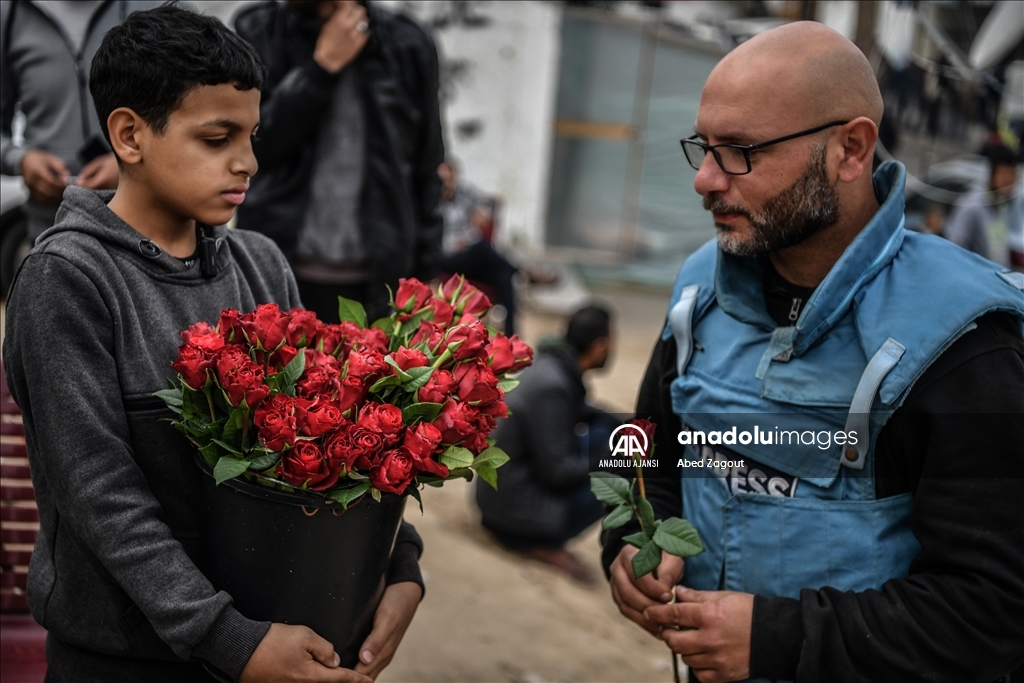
[106,107,146,166]
[835,117,877,184]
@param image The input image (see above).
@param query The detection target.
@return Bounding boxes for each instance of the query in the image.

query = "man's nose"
[693,152,730,197]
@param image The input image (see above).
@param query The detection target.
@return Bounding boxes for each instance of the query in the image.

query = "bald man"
[602,22,1024,683]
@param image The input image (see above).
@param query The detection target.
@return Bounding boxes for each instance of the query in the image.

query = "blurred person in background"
[1,0,162,242]
[477,305,616,584]
[234,0,444,323]
[946,145,1024,269]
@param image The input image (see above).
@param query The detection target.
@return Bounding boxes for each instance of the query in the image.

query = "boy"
[3,7,422,682]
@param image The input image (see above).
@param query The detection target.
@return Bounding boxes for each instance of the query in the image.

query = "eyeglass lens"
[681,140,748,174]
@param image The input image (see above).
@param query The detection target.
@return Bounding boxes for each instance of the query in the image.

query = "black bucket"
[196,455,407,667]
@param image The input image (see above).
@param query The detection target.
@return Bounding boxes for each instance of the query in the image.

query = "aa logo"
[608,423,650,459]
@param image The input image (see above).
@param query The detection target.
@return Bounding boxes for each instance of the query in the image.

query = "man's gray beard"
[706,144,840,258]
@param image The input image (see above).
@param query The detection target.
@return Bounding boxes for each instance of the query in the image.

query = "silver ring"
[356,21,369,33]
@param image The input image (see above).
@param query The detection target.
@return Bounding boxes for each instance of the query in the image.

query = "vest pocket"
[721,492,919,598]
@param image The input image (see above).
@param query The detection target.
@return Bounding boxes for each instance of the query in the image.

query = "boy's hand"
[354,581,423,679]
[313,0,369,74]
[21,149,69,203]
[609,544,684,637]
[76,153,119,190]
[240,623,372,683]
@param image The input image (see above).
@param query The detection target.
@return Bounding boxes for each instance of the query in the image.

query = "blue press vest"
[665,162,1024,611]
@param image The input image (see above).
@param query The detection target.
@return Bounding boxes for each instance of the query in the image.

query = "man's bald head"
[705,22,883,129]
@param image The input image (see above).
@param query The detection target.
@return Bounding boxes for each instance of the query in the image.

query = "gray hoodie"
[2,186,300,680]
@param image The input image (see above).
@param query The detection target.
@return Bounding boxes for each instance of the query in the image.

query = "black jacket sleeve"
[751,314,1024,682]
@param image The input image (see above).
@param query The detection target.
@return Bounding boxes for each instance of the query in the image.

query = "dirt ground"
[380,285,684,683]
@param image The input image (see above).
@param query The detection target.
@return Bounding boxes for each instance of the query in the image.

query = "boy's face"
[136,84,260,228]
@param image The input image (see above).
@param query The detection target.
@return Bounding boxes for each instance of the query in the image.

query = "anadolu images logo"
[608,423,650,459]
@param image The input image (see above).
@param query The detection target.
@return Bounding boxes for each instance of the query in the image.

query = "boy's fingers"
[303,628,341,668]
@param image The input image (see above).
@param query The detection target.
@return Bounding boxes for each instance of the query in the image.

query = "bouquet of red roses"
[156,275,532,508]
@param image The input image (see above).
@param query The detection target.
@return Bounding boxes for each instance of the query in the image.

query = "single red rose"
[267,344,299,373]
[510,334,534,370]
[338,375,366,414]
[402,422,449,477]
[453,362,501,404]
[172,344,213,390]
[409,322,446,354]
[432,399,480,444]
[214,344,251,378]
[180,320,219,346]
[392,347,429,372]
[255,395,298,452]
[630,418,657,459]
[323,426,360,473]
[462,430,490,455]
[218,308,244,343]
[219,359,270,408]
[426,297,454,327]
[297,398,346,437]
[296,365,337,398]
[478,395,508,419]
[395,278,432,314]
[445,319,488,361]
[357,403,404,446]
[347,348,387,381]
[240,303,290,352]
[370,447,416,495]
[485,334,516,374]
[417,368,455,405]
[286,308,321,347]
[277,441,339,491]
[440,274,491,317]
[314,322,352,358]
[350,426,385,470]
[356,327,389,355]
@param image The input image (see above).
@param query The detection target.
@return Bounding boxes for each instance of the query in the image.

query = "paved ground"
[380,284,684,683]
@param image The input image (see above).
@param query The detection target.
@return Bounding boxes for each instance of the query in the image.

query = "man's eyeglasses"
[680,120,849,175]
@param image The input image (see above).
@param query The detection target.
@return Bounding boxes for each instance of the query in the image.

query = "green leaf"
[210,438,242,456]
[602,503,633,530]
[408,485,424,514]
[198,441,220,467]
[637,496,656,534]
[631,538,662,578]
[497,378,521,393]
[213,456,250,484]
[471,447,510,489]
[384,356,413,382]
[623,531,653,548]
[402,366,435,392]
[247,451,279,472]
[153,388,183,409]
[370,487,382,502]
[369,375,402,393]
[220,407,247,444]
[328,481,370,509]
[277,349,306,393]
[652,517,705,558]
[372,317,395,333]
[589,473,631,506]
[337,296,367,327]
[402,402,444,424]
[440,445,474,470]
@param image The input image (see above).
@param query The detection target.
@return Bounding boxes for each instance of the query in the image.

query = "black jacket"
[234,1,444,314]
[476,341,593,539]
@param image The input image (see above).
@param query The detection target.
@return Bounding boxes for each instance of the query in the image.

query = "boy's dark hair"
[90,4,267,145]
[565,305,612,354]
[986,144,1019,171]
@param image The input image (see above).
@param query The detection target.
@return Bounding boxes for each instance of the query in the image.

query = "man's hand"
[21,149,69,203]
[353,581,422,679]
[313,1,369,74]
[76,153,119,190]
[609,544,684,637]
[645,586,754,683]
[239,623,372,683]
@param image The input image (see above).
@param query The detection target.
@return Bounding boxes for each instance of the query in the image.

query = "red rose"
[510,334,533,371]
[277,441,340,491]
[417,368,455,404]
[433,399,480,444]
[478,395,508,419]
[215,347,269,408]
[426,298,454,327]
[402,423,448,477]
[297,398,345,437]
[445,319,488,361]
[254,394,298,452]
[350,426,385,470]
[630,418,657,459]
[369,447,416,495]
[395,278,432,314]
[218,308,244,343]
[409,322,446,354]
[356,327,389,355]
[285,308,320,347]
[357,403,404,446]
[462,430,490,455]
[314,322,354,358]
[267,344,299,373]
[440,274,492,317]
[392,347,429,372]
[172,344,213,390]
[180,321,220,346]
[453,362,501,404]
[240,303,290,352]
[338,375,366,414]
[347,349,387,381]
[295,350,342,398]
[323,427,361,473]
[485,334,516,374]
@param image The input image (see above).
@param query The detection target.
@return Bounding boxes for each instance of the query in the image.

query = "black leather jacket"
[234,1,445,314]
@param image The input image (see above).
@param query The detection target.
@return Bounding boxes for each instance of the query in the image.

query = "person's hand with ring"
[313,0,370,74]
